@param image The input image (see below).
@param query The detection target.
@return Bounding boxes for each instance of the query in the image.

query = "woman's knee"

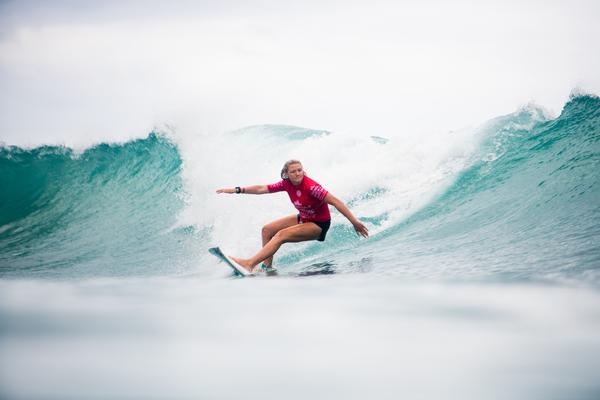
[262,224,275,240]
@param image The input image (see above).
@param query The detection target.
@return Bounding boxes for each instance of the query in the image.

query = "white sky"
[1,0,599,147]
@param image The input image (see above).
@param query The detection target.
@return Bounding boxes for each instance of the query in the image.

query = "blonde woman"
[216,159,368,273]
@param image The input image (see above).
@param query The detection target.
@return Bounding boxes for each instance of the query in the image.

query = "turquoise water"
[0,134,203,278]
[1,95,599,399]
[367,94,600,284]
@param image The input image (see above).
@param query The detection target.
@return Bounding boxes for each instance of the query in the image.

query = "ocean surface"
[1,94,599,399]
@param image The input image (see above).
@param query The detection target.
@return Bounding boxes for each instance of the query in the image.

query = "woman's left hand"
[353,221,369,238]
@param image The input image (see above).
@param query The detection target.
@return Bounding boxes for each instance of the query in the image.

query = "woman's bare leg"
[261,214,298,267]
[232,222,322,271]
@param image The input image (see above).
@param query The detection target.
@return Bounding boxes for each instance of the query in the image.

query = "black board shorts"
[298,214,331,242]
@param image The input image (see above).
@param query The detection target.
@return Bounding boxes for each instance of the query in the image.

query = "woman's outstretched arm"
[216,185,270,194]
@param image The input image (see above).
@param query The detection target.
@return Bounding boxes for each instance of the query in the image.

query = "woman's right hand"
[216,188,235,194]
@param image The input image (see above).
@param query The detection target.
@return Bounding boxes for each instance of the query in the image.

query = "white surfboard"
[208,247,254,276]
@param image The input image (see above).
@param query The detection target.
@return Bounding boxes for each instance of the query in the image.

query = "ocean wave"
[363,95,600,284]
[1,95,599,284]
[0,133,199,278]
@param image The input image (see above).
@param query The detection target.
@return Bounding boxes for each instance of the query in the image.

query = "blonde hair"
[280,159,302,180]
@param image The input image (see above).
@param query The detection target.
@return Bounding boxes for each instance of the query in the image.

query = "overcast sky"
[1,0,599,147]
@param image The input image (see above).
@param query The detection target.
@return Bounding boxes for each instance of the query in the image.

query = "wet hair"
[280,159,302,180]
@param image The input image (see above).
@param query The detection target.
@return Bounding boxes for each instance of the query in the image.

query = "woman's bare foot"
[230,256,255,273]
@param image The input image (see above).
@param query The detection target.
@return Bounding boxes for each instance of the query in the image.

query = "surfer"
[216,159,369,273]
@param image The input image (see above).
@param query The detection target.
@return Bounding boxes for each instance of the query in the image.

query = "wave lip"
[228,124,330,141]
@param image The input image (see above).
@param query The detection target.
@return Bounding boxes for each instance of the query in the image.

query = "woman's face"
[287,163,304,185]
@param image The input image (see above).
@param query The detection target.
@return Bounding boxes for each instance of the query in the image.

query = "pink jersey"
[267,176,331,222]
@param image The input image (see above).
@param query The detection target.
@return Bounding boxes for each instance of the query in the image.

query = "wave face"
[1,95,599,284]
[363,95,600,283]
[0,134,199,278]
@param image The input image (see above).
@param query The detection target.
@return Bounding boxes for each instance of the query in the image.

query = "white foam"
[173,124,475,258]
